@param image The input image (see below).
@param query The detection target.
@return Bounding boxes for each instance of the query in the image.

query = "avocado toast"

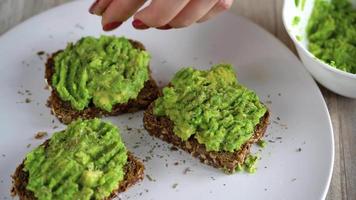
[143,64,269,173]
[12,119,144,200]
[45,36,159,124]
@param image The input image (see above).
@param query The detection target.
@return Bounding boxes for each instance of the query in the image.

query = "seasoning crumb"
[37,51,45,56]
[183,167,192,174]
[44,85,49,90]
[53,125,58,129]
[172,183,178,189]
[1,154,5,157]
[277,117,281,120]
[146,175,156,182]
[174,162,179,166]
[264,188,268,191]
[34,131,47,139]
[165,163,168,167]
[296,148,302,152]
[170,146,178,151]
[265,100,272,104]
[75,23,84,30]
[26,144,31,148]
[143,156,151,162]
[291,178,297,182]
[278,93,281,96]
[133,145,140,149]
[25,98,31,103]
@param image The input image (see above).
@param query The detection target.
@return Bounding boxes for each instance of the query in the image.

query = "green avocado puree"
[307,0,356,74]
[235,154,259,174]
[24,119,128,200]
[153,64,267,152]
[52,36,150,111]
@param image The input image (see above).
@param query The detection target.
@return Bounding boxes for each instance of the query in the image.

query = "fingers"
[101,0,146,31]
[169,0,217,28]
[133,0,190,28]
[89,0,113,15]
[197,0,234,23]
[89,0,234,31]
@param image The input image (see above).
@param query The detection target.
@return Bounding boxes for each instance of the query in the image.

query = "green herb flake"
[301,0,307,10]
[257,140,267,148]
[295,0,300,7]
[292,16,301,26]
[296,35,303,41]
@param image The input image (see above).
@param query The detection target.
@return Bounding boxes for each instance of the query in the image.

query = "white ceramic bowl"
[283,0,356,98]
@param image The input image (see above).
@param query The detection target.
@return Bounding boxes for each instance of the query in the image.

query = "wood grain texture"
[0,0,355,199]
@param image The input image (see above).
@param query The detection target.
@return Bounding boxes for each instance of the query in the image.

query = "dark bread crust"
[11,139,144,200]
[143,103,269,173]
[45,39,159,124]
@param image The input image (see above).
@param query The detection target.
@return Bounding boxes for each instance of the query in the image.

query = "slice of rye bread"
[45,39,160,124]
[11,140,145,200]
[143,103,270,173]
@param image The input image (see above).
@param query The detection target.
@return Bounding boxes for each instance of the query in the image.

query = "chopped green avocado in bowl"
[24,119,128,200]
[283,0,356,98]
[153,64,267,152]
[51,36,150,112]
[307,0,356,74]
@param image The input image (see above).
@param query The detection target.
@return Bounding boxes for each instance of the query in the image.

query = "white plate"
[0,1,333,199]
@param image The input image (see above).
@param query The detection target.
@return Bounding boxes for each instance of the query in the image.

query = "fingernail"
[103,21,122,31]
[89,0,99,14]
[157,24,172,30]
[132,19,149,29]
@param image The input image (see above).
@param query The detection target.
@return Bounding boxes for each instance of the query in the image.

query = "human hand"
[89,0,234,31]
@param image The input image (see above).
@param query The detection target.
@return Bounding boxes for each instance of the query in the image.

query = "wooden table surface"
[0,0,355,199]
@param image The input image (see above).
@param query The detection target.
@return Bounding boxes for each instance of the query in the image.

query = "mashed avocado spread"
[153,64,267,152]
[24,119,127,200]
[307,0,356,74]
[52,36,150,112]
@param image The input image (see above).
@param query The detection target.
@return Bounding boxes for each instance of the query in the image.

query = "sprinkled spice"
[34,131,47,139]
